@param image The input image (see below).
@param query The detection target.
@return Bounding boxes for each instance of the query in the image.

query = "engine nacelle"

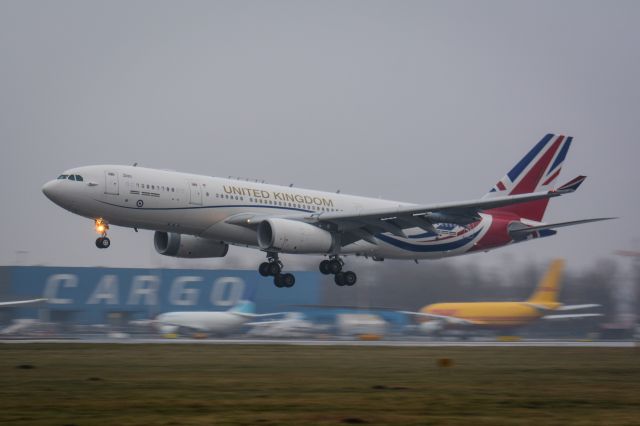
[154,232,229,258]
[257,218,333,253]
[418,321,444,334]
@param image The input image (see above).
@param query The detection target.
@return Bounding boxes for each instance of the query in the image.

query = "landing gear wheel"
[281,273,295,288]
[267,262,281,276]
[343,271,357,286]
[259,262,271,277]
[274,274,284,288]
[328,259,342,274]
[319,260,331,275]
[95,237,110,249]
[334,272,346,286]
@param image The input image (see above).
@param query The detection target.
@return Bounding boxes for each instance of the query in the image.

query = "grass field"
[1,344,639,425]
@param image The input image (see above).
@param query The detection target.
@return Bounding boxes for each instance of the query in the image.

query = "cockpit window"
[75,175,83,181]
[68,175,76,181]
[57,175,68,180]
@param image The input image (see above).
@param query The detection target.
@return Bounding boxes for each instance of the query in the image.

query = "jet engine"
[257,218,333,253]
[154,232,229,258]
[418,321,444,334]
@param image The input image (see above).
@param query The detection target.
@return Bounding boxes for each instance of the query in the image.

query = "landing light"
[95,218,109,235]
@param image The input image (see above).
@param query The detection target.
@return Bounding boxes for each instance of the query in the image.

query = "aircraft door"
[189,182,202,205]
[105,171,119,195]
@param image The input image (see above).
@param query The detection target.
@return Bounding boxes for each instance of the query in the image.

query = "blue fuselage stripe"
[376,228,483,252]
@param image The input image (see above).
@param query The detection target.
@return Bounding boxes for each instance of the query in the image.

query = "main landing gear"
[319,256,357,286]
[258,253,295,288]
[94,218,111,249]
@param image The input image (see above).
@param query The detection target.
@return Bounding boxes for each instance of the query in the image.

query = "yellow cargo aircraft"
[401,259,601,333]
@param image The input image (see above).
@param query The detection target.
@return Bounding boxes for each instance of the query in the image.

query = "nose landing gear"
[319,256,357,286]
[258,253,295,288]
[94,218,111,249]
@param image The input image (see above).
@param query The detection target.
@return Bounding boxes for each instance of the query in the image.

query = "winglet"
[556,175,586,193]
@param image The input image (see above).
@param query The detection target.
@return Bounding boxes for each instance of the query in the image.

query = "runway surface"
[0,338,636,347]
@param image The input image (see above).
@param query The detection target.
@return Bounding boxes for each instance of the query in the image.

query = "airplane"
[154,300,286,336]
[247,312,328,338]
[42,133,613,288]
[400,259,602,333]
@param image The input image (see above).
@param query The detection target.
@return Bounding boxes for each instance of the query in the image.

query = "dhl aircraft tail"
[527,259,565,305]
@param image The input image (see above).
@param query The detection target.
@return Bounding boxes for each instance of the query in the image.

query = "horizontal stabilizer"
[557,304,601,311]
[510,217,616,238]
[542,313,603,320]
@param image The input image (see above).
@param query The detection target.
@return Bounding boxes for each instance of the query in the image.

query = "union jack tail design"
[483,134,573,221]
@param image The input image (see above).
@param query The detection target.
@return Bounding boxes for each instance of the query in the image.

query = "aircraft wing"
[398,311,480,325]
[223,192,562,237]
[283,179,594,244]
[231,312,289,319]
[307,191,563,240]
[245,318,295,326]
[0,298,47,307]
[542,313,603,320]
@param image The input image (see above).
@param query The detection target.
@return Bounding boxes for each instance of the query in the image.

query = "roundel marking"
[136,200,144,208]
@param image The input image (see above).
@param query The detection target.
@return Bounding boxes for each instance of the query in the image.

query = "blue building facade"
[0,266,321,325]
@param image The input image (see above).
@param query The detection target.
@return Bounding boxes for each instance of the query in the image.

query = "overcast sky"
[1,1,638,273]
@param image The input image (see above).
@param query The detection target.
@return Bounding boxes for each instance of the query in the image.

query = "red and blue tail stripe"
[484,133,573,221]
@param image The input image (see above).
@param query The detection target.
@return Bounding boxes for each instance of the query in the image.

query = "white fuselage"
[42,165,495,259]
[156,311,248,334]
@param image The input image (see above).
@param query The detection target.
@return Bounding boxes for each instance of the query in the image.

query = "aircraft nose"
[42,179,69,207]
[41,180,58,200]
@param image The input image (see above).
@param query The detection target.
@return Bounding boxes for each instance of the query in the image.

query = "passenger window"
[68,175,76,181]
[75,175,83,182]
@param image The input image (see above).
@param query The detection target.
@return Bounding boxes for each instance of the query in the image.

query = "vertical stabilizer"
[229,300,256,314]
[527,259,565,305]
[484,134,573,221]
